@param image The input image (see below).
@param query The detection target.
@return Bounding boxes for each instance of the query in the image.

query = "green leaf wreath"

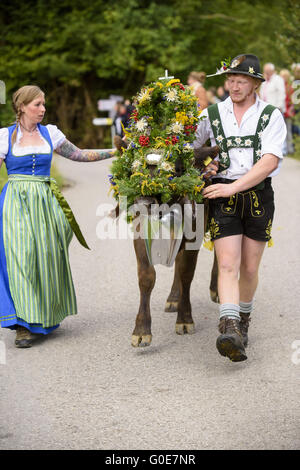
[109,77,205,213]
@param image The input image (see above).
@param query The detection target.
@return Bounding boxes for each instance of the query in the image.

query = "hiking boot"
[239,313,251,347]
[216,316,247,362]
[15,326,34,348]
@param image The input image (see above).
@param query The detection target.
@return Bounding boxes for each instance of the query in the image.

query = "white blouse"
[0,124,66,159]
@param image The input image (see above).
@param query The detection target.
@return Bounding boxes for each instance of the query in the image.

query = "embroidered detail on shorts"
[250,190,265,218]
[221,194,238,215]
[265,219,272,240]
[209,217,221,240]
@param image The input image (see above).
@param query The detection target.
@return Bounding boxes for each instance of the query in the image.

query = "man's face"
[226,74,257,104]
[263,65,274,80]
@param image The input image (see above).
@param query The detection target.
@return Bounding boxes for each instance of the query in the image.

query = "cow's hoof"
[175,322,195,335]
[210,289,219,303]
[164,301,178,312]
[131,334,152,348]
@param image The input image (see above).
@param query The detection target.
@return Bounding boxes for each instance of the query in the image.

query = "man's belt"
[211,177,272,192]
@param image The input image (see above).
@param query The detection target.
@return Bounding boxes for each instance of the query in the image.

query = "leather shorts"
[207,178,275,242]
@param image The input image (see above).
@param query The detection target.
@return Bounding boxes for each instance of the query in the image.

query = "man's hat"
[207,54,265,81]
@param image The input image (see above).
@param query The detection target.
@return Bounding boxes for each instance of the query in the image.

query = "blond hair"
[188,71,206,84]
[11,85,44,145]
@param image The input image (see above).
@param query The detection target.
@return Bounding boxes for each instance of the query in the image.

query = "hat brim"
[207,69,265,82]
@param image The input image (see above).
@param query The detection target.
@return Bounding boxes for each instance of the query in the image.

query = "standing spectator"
[187,71,208,110]
[260,63,286,113]
[291,63,300,80]
[280,69,295,155]
[113,102,128,137]
[124,99,135,123]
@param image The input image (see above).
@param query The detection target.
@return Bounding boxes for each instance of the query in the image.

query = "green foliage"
[0,0,296,147]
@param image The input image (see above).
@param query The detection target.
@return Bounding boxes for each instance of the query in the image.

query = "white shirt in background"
[259,73,286,113]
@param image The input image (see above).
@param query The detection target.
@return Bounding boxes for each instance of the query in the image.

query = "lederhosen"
[205,103,276,247]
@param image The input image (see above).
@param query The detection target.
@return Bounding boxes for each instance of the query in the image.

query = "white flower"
[235,137,242,145]
[262,114,269,122]
[258,131,263,139]
[132,160,142,171]
[245,139,252,146]
[227,139,233,146]
[171,122,184,134]
[212,119,220,127]
[165,88,178,102]
[135,118,148,132]
[183,143,193,152]
[216,135,224,143]
[256,150,262,157]
[248,67,255,74]
[137,89,151,103]
[221,152,227,159]
[160,161,174,172]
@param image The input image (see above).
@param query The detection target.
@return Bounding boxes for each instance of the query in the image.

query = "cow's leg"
[175,248,199,335]
[131,238,156,347]
[164,250,183,312]
[210,249,219,303]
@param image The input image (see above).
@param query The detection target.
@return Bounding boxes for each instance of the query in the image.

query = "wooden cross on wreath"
[159,69,174,80]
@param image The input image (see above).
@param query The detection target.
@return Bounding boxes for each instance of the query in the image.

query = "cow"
[113,136,219,347]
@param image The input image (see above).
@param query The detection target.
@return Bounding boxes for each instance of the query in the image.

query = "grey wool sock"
[239,300,253,315]
[219,303,240,321]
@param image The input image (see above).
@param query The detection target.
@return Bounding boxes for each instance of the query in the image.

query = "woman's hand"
[202,182,237,199]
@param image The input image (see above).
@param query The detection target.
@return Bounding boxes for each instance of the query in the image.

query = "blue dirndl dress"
[0,124,77,334]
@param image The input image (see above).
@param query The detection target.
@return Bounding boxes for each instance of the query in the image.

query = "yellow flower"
[193,182,205,193]
[166,79,180,87]
[131,172,145,179]
[155,82,164,88]
[154,137,167,148]
[175,112,189,125]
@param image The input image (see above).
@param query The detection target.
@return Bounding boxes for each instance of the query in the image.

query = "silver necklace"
[20,122,37,135]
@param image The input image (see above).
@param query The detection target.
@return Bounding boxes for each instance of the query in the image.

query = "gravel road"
[0,154,299,450]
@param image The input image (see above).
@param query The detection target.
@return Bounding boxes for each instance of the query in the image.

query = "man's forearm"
[231,154,279,193]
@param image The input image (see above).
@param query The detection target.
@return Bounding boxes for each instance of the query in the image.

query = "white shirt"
[0,124,66,159]
[260,73,286,112]
[194,95,287,179]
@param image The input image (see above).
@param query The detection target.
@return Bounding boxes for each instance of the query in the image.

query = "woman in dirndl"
[0,85,113,348]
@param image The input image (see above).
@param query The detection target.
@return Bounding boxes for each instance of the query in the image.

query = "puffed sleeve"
[0,128,9,159]
[46,124,66,150]
[261,108,287,159]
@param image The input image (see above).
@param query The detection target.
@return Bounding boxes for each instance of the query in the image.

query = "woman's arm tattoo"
[55,139,114,162]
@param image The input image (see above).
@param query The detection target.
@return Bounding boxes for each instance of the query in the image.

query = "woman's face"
[21,94,46,123]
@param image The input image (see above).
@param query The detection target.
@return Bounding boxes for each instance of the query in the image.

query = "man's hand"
[202,182,236,199]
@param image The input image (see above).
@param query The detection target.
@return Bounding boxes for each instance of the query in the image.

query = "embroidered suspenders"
[207,103,276,173]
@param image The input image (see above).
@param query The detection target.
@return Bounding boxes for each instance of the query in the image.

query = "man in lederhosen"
[194,54,287,362]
